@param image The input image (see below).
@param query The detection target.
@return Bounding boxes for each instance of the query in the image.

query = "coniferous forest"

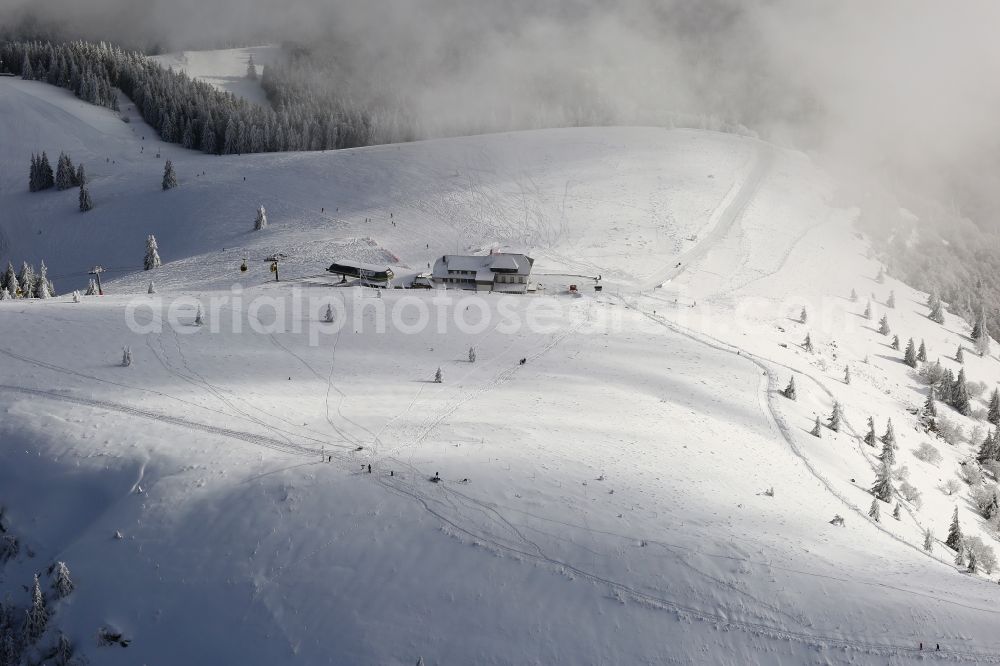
[0,40,396,155]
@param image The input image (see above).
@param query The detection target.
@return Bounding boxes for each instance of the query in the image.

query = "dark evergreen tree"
[28,152,39,191]
[864,301,872,320]
[79,184,93,211]
[917,340,927,362]
[892,502,902,520]
[977,431,998,465]
[810,415,822,438]
[782,376,796,400]
[38,151,54,189]
[878,314,890,335]
[939,368,956,404]
[972,306,986,340]
[844,366,851,385]
[988,388,1000,426]
[903,338,918,368]
[75,163,86,186]
[956,345,965,364]
[864,416,877,447]
[945,506,963,552]
[827,401,843,432]
[891,334,899,351]
[923,528,934,552]
[55,152,75,190]
[953,368,972,416]
[881,418,897,448]
[802,333,813,353]
[246,53,258,80]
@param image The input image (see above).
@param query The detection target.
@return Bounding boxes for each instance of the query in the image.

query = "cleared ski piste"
[2,70,1000,664]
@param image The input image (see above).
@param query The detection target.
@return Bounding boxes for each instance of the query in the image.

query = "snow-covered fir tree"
[945,506,963,551]
[75,163,86,186]
[850,288,858,302]
[144,235,161,270]
[53,632,74,666]
[917,340,927,362]
[968,548,978,573]
[148,281,156,294]
[802,333,813,353]
[863,301,872,320]
[434,367,442,383]
[162,160,178,190]
[783,376,796,400]
[868,498,880,522]
[887,291,895,308]
[799,307,807,323]
[52,562,74,598]
[923,528,934,552]
[34,261,51,298]
[324,304,335,323]
[880,423,897,466]
[892,503,902,520]
[890,334,899,350]
[18,262,35,298]
[0,288,9,301]
[246,53,258,80]
[878,314,890,335]
[871,460,893,501]
[956,345,965,364]
[23,573,48,644]
[929,299,945,324]
[922,387,937,422]
[810,415,822,438]
[976,330,991,357]
[121,346,132,367]
[194,306,204,326]
[254,205,267,231]
[844,366,851,385]
[469,347,477,363]
[2,263,18,298]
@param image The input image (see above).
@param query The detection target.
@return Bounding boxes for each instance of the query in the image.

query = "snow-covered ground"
[2,70,1000,665]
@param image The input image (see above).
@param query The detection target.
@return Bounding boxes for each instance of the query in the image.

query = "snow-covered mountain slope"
[3,73,1000,665]
[150,45,280,107]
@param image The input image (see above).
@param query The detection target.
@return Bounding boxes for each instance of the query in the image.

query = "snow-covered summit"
[2,60,1000,665]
